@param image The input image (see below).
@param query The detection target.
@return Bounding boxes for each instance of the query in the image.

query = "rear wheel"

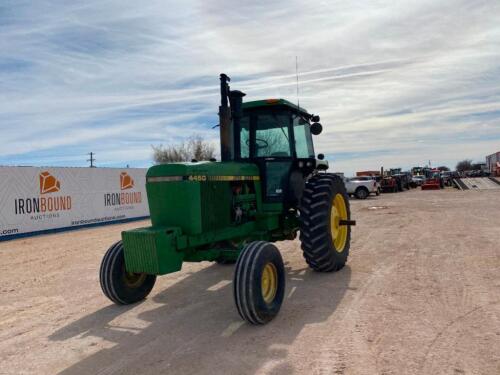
[233,241,285,324]
[299,174,351,272]
[100,241,156,305]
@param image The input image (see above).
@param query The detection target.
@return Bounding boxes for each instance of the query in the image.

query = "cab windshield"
[238,108,314,159]
[254,113,291,157]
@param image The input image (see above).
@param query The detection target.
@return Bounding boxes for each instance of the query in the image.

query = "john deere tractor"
[100,74,355,324]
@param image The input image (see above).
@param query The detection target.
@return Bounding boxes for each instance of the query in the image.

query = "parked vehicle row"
[341,166,459,199]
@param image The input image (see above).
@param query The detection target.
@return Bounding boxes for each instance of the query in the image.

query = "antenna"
[295,56,300,110]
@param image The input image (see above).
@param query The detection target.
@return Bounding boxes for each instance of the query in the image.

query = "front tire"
[233,241,285,324]
[299,174,351,272]
[355,187,369,199]
[100,241,156,305]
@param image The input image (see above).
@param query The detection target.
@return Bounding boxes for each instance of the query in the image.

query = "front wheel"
[355,187,369,199]
[100,241,156,305]
[233,241,285,325]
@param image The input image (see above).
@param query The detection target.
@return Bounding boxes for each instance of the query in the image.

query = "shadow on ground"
[50,259,352,375]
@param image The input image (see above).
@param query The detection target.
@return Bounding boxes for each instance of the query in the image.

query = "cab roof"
[242,98,310,116]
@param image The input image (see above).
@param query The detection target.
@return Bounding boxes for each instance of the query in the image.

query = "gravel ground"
[1,189,499,375]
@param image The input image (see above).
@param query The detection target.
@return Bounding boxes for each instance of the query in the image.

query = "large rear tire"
[233,241,285,324]
[299,174,351,272]
[100,241,156,305]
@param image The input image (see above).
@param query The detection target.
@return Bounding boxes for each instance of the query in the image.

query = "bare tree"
[456,159,472,172]
[153,135,215,164]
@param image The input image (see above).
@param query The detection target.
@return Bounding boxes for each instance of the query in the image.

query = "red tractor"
[381,176,398,193]
[421,169,442,190]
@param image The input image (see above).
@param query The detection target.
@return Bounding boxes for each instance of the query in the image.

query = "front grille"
[200,181,231,232]
[122,230,160,274]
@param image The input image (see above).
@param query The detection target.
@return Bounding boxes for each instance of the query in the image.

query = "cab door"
[249,110,293,203]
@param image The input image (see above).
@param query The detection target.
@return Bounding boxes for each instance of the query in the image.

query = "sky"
[1,0,499,175]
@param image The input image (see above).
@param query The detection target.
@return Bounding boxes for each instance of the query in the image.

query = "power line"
[87,152,96,168]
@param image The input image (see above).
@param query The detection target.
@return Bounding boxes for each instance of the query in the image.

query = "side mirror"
[317,153,325,160]
[311,115,320,122]
[310,122,322,135]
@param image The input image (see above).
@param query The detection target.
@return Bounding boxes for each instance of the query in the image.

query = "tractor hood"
[144,161,261,237]
[147,161,260,179]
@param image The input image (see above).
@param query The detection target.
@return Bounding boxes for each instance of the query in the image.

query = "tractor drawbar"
[339,220,356,226]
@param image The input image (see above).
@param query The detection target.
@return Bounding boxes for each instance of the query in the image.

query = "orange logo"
[39,171,61,194]
[120,172,134,190]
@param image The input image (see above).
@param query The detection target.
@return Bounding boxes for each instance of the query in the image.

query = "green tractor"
[100,74,355,324]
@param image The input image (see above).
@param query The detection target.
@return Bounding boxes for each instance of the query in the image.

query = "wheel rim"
[330,193,348,252]
[123,270,146,288]
[261,262,278,304]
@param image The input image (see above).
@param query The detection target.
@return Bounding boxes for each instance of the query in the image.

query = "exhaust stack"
[219,74,246,161]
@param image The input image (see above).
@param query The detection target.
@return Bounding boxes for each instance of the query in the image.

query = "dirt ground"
[1,189,499,375]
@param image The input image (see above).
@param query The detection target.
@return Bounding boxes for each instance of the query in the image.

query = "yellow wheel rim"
[261,262,278,304]
[123,272,146,288]
[330,193,348,253]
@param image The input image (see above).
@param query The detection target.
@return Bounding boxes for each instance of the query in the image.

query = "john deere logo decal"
[104,171,142,207]
[14,171,72,217]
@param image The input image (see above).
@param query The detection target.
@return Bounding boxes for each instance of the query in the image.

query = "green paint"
[121,98,315,275]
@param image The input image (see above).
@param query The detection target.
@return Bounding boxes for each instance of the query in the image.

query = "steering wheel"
[246,138,269,149]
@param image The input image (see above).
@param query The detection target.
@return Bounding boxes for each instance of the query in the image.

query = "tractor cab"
[219,75,324,205]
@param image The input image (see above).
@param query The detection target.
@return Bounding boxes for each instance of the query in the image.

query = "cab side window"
[240,116,250,158]
[293,116,315,158]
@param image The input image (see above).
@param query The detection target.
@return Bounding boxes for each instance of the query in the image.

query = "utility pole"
[87,152,96,168]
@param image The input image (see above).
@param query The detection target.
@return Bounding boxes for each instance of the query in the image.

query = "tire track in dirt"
[418,301,500,374]
[311,200,414,375]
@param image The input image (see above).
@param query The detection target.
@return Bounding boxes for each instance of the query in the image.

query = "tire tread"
[299,174,351,272]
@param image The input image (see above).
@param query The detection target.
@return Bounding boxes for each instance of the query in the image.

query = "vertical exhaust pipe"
[229,90,246,159]
[219,74,232,161]
[219,74,246,161]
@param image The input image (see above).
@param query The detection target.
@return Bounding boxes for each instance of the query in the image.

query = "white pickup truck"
[343,176,380,199]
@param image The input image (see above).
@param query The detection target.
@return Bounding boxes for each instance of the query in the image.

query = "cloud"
[0,0,499,174]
